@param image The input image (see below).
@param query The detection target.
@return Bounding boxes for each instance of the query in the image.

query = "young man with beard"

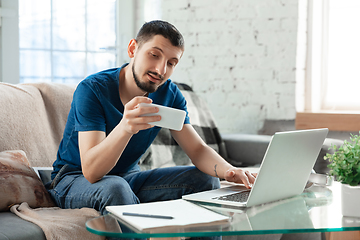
[48,20,256,215]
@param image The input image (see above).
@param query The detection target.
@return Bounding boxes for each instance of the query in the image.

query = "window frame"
[0,0,19,84]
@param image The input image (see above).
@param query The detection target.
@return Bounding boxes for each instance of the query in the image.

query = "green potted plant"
[324,132,360,217]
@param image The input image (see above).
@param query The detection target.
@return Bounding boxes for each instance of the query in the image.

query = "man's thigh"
[49,173,139,213]
[124,166,220,203]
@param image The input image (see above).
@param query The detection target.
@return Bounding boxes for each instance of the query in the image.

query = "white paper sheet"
[106,199,230,232]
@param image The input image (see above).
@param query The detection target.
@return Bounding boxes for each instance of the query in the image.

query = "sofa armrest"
[221,133,272,167]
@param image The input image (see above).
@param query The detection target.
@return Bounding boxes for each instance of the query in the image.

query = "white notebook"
[106,199,230,232]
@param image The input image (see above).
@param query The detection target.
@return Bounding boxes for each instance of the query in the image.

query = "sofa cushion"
[222,133,272,167]
[0,150,55,212]
[139,83,228,169]
[0,82,74,168]
[0,212,46,240]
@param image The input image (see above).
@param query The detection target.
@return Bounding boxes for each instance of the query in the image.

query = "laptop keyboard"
[212,190,250,203]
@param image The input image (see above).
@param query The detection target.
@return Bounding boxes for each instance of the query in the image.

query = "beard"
[132,63,163,93]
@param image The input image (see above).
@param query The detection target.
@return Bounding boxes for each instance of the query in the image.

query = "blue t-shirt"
[51,64,190,179]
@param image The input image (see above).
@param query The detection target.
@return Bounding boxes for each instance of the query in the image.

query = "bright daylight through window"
[19,0,117,84]
[323,0,360,111]
[304,0,360,112]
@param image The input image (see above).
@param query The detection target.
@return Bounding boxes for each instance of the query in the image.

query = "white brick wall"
[135,0,298,134]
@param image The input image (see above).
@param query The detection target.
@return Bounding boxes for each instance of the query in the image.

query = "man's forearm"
[80,126,133,183]
[191,145,255,188]
[190,144,233,179]
[171,125,255,187]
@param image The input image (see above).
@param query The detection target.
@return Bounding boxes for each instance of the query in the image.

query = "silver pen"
[123,212,174,220]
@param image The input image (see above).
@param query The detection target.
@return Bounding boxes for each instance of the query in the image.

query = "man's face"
[131,35,183,93]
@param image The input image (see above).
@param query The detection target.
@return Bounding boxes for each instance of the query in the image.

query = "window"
[298,0,360,113]
[2,0,134,84]
[323,0,360,111]
[295,0,360,131]
[18,0,117,84]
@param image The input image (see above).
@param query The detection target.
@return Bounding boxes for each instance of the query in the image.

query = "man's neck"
[119,64,147,105]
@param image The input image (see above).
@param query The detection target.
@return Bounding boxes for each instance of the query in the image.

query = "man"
[48,20,255,215]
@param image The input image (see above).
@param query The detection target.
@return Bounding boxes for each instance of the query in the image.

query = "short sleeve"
[73,81,106,132]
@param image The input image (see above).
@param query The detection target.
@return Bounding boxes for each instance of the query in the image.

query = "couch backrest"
[0,82,75,167]
[0,82,225,169]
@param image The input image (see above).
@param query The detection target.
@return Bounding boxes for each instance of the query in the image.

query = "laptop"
[182,128,329,208]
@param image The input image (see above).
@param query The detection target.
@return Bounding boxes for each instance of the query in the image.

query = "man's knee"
[94,176,139,211]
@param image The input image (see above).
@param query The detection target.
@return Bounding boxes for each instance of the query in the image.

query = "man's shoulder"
[84,68,119,83]
[78,68,120,90]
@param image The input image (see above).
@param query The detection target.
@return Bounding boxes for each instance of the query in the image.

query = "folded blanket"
[10,202,105,240]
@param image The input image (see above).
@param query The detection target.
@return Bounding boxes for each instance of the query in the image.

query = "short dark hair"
[135,20,184,50]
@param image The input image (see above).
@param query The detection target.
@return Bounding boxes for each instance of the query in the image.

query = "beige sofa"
[0,82,75,240]
[0,82,343,240]
[0,82,74,167]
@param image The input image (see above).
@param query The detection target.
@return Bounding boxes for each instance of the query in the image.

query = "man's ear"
[127,39,137,58]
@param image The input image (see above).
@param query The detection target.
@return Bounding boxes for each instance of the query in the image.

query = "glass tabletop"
[86,181,360,238]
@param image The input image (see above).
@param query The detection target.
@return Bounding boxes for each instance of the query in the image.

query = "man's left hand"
[224,167,257,189]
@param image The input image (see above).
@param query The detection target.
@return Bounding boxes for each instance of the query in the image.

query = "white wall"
[136,0,299,134]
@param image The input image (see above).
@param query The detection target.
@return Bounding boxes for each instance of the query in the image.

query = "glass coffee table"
[86,181,360,239]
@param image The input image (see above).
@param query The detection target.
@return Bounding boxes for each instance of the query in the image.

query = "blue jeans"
[47,164,220,215]
[47,164,221,239]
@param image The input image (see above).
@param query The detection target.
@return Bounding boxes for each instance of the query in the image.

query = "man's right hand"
[120,96,161,135]
[80,96,161,183]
